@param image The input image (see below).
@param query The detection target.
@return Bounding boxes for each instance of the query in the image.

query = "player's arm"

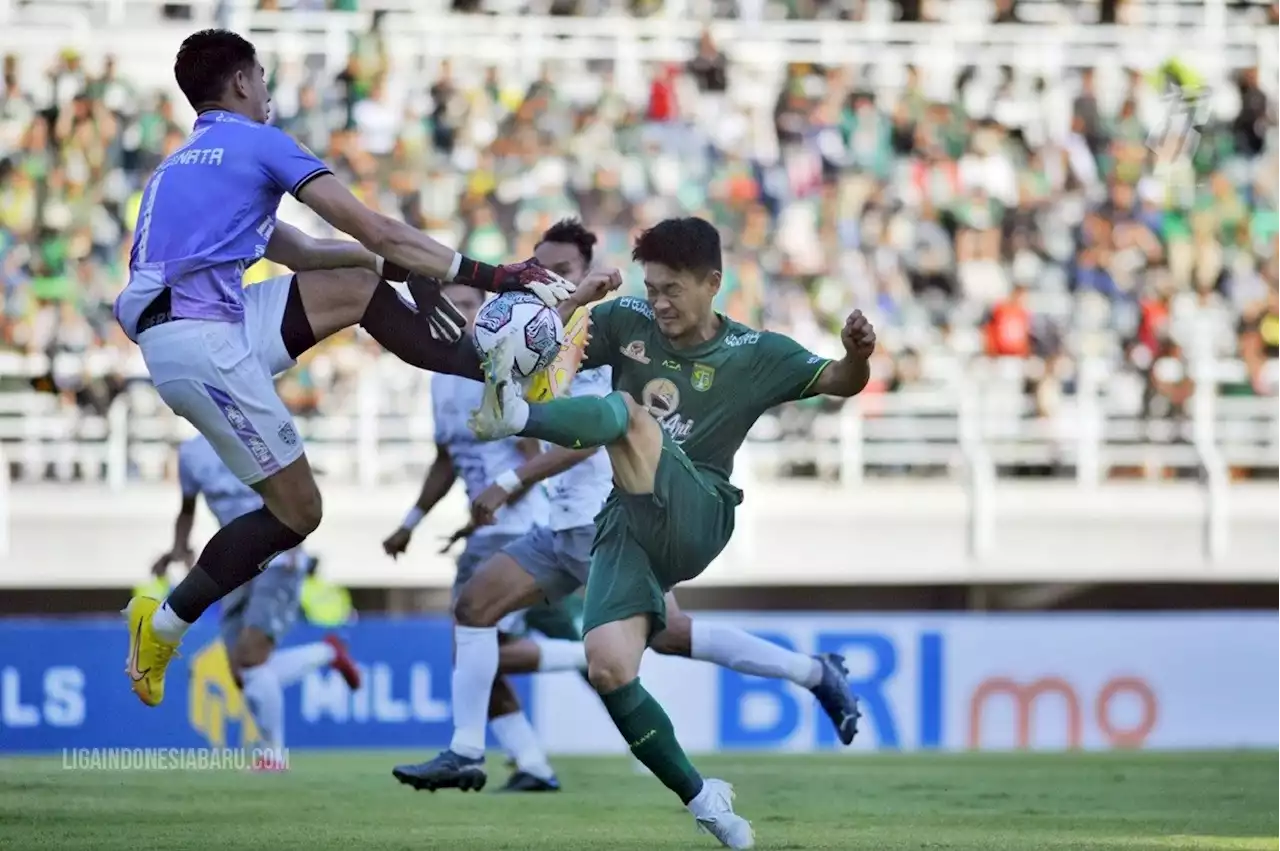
[554,267,623,325]
[265,221,378,273]
[809,310,876,398]
[296,175,458,280]
[470,443,596,526]
[293,172,570,306]
[755,310,877,409]
[151,463,199,575]
[382,443,457,559]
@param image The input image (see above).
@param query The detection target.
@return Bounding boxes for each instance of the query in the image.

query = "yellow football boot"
[525,307,591,402]
[122,596,181,707]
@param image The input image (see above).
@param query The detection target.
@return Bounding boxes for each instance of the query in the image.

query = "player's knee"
[452,586,502,628]
[617,393,646,434]
[649,623,692,657]
[317,266,382,315]
[585,651,637,695]
[233,631,273,669]
[271,482,323,537]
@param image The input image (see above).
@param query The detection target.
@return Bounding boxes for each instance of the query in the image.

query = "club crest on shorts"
[691,364,715,392]
[621,340,650,364]
[278,422,298,447]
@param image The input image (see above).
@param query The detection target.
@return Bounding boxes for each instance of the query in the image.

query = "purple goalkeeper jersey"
[114,109,330,341]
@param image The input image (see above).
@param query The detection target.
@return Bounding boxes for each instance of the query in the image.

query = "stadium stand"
[0,1,1274,597]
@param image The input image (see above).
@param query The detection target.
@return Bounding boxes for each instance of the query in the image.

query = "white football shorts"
[137,274,302,486]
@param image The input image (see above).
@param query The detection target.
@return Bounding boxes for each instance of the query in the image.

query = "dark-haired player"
[117,28,582,709]
[468,217,877,848]
[389,220,620,792]
[402,222,862,801]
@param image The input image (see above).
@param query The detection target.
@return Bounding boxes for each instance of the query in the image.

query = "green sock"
[521,391,629,449]
[601,678,703,804]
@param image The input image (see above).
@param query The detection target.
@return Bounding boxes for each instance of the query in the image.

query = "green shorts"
[523,593,583,641]
[581,434,735,639]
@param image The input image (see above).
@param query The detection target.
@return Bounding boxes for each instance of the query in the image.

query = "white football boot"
[688,778,755,849]
[469,333,527,441]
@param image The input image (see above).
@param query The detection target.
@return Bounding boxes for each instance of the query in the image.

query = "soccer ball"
[472,291,565,379]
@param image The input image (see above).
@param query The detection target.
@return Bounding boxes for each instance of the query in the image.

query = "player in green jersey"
[472,217,876,849]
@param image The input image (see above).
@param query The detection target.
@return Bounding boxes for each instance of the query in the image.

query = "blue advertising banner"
[0,616,529,754]
[3,613,1277,754]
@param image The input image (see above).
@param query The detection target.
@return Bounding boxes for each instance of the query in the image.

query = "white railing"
[0,7,1270,87]
[0,353,1273,566]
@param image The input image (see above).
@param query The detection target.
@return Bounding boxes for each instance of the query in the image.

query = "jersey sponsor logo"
[724,332,761,347]
[807,356,824,364]
[642,378,680,416]
[641,378,694,443]
[621,341,651,364]
[616,297,655,318]
[247,436,274,467]
[661,359,682,371]
[222,404,248,430]
[691,364,715,391]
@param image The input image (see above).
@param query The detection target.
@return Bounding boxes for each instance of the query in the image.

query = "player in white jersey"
[152,435,362,769]
[382,282,563,792]
[401,221,862,796]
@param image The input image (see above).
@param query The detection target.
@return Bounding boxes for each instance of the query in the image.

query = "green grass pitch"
[1,751,1275,850]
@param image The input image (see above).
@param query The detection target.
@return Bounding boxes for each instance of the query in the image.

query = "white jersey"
[544,367,615,532]
[432,373,548,538]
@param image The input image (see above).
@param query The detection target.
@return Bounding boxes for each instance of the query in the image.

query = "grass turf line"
[0,752,1275,850]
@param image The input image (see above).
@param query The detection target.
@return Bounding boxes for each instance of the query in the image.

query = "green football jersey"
[583,297,832,500]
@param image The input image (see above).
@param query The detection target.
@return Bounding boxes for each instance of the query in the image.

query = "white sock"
[691,620,822,688]
[262,642,336,688]
[489,711,554,781]
[534,638,586,672]
[150,601,191,642]
[449,625,500,759]
[240,665,285,761]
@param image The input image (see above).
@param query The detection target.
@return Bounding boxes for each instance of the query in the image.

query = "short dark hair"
[173,29,257,109]
[631,217,721,277]
[538,218,597,266]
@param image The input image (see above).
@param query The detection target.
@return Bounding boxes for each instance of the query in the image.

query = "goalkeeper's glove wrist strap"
[376,257,410,283]
[450,253,497,291]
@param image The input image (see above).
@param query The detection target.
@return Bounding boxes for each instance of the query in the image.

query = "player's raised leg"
[650,597,861,745]
[289,265,486,380]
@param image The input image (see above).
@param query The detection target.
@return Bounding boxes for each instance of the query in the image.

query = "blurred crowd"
[0,20,1276,437]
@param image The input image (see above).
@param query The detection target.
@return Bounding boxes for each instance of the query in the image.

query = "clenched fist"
[841,310,876,359]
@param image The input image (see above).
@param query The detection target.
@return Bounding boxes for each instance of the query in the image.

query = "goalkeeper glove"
[405,273,466,344]
[453,256,577,307]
